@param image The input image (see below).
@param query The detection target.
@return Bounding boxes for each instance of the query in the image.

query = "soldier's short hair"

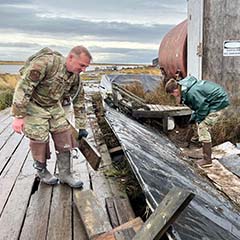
[70,46,92,61]
[165,78,178,93]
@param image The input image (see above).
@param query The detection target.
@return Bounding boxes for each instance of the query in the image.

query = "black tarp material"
[100,74,161,99]
[105,107,240,240]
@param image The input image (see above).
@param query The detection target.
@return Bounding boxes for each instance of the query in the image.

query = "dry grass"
[211,106,240,145]
[81,66,162,81]
[119,66,161,75]
[125,81,176,105]
[0,74,19,110]
[0,73,19,90]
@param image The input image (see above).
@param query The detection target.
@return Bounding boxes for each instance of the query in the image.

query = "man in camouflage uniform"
[12,46,92,188]
[165,76,229,167]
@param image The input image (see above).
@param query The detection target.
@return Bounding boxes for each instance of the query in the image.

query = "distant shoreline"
[0,61,149,66]
[0,61,24,65]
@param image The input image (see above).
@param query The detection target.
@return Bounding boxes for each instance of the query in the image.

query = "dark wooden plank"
[0,136,29,215]
[74,190,112,240]
[106,197,120,228]
[95,217,143,240]
[162,116,168,133]
[132,187,195,240]
[109,146,122,155]
[20,140,56,240]
[47,184,72,240]
[70,123,101,170]
[0,133,23,173]
[0,152,35,240]
[132,109,191,119]
[113,198,135,225]
[114,228,136,240]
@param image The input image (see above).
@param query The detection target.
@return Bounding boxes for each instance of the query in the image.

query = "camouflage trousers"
[24,101,70,142]
[197,110,224,143]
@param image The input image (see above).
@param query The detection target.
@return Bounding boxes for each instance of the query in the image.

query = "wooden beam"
[74,190,112,240]
[95,217,143,240]
[132,187,195,240]
[114,228,136,240]
[106,197,135,228]
[132,109,191,119]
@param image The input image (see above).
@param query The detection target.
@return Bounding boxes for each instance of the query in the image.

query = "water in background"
[0,65,22,74]
[0,64,137,74]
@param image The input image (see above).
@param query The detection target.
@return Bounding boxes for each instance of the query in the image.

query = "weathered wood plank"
[19,140,56,240]
[132,109,191,119]
[0,108,10,122]
[132,187,194,240]
[109,146,122,155]
[106,197,120,228]
[47,184,72,240]
[0,136,29,216]
[73,203,89,240]
[74,190,112,240]
[95,217,143,240]
[0,133,24,174]
[72,151,91,240]
[0,125,14,150]
[86,100,113,209]
[113,197,135,225]
[0,153,35,240]
[72,153,91,189]
[114,228,136,240]
[203,159,240,205]
[0,115,12,134]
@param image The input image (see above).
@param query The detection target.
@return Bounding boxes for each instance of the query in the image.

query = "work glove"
[188,112,196,124]
[78,129,88,140]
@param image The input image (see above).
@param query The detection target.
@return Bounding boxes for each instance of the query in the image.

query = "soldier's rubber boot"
[196,142,212,168]
[57,151,84,188]
[33,161,58,185]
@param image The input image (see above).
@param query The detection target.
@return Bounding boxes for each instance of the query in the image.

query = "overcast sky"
[0,0,187,63]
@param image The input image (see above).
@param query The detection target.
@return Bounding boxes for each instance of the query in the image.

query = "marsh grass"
[0,74,19,110]
[211,105,240,145]
[125,81,176,105]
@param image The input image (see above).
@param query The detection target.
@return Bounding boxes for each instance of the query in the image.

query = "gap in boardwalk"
[91,92,149,222]
[31,177,40,195]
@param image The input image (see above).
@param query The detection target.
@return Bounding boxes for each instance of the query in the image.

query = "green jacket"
[179,76,229,123]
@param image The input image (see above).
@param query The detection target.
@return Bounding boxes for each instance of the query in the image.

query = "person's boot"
[57,151,83,188]
[33,161,58,185]
[196,142,212,168]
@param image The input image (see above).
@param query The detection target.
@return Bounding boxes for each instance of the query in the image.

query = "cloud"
[0,0,187,63]
[0,5,174,43]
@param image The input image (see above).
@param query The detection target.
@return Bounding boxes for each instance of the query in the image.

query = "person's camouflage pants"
[197,110,224,143]
[24,101,70,142]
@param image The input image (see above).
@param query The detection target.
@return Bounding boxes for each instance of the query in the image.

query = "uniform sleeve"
[11,57,47,118]
[70,77,87,129]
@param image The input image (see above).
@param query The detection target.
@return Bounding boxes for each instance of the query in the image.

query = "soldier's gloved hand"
[78,129,88,139]
[188,118,196,125]
[188,112,196,125]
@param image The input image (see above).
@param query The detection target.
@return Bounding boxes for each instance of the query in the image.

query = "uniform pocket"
[49,76,65,99]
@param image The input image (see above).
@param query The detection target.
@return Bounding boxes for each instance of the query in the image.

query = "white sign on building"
[223,40,240,56]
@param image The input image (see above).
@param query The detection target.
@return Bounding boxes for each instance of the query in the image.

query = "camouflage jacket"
[11,48,87,129]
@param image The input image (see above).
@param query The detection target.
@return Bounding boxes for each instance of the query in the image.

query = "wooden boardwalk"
[0,82,137,240]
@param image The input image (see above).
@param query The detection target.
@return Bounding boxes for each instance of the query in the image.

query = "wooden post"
[132,187,195,240]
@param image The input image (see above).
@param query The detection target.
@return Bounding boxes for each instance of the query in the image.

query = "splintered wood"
[203,160,240,206]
